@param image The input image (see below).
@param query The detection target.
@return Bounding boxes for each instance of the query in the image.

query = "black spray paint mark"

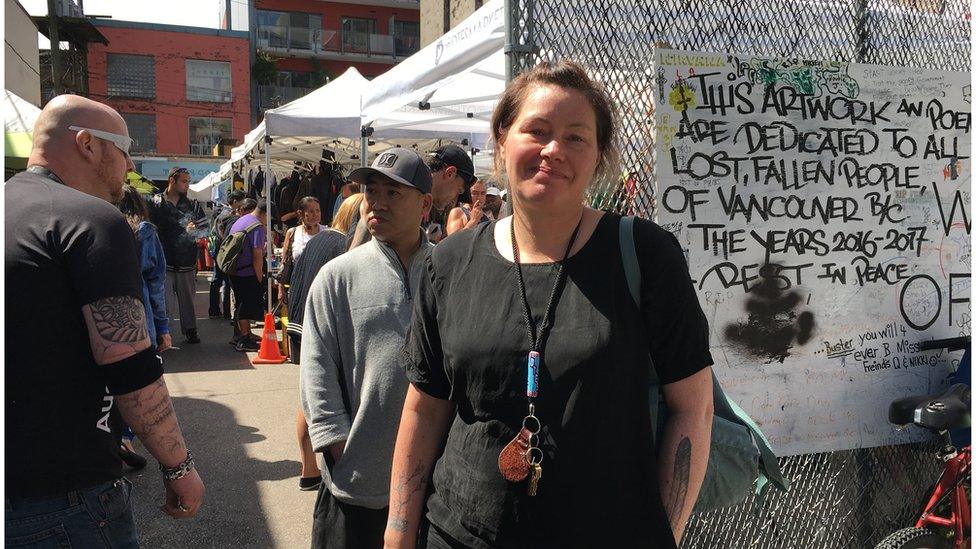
[724,264,816,363]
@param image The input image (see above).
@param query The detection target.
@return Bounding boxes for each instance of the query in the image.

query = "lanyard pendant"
[526,351,540,398]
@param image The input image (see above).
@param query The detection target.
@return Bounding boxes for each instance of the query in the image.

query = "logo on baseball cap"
[348,148,433,194]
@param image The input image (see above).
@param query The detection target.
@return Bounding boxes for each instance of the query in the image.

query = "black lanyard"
[26,165,66,186]
[510,215,582,402]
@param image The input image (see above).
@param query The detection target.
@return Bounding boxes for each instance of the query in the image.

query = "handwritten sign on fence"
[655,49,971,455]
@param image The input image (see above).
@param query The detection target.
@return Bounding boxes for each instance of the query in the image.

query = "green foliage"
[309,59,332,88]
[252,53,277,85]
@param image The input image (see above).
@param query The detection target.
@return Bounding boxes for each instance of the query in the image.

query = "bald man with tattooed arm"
[5,95,203,547]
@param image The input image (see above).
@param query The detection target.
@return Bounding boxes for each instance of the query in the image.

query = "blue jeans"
[5,478,139,548]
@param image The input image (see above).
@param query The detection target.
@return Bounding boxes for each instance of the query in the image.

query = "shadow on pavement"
[128,396,300,548]
[160,318,257,373]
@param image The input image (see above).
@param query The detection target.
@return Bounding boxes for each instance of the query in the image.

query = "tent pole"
[264,135,273,314]
[360,125,373,167]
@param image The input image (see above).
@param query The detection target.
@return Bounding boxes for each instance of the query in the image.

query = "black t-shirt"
[5,171,150,498]
[402,213,713,548]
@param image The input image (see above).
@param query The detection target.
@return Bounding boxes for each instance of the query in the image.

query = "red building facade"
[87,20,251,157]
[250,0,420,113]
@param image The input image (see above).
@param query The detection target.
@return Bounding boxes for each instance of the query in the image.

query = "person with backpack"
[222,200,268,352]
[387,60,714,549]
[208,190,246,318]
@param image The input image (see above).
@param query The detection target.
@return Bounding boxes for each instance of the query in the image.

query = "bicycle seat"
[889,384,971,432]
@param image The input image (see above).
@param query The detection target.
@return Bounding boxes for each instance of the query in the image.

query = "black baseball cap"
[426,145,476,185]
[348,148,432,194]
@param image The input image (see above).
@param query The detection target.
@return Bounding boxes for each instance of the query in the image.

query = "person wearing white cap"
[484,185,504,219]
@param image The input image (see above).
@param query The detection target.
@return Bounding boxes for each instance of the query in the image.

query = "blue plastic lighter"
[527,351,540,398]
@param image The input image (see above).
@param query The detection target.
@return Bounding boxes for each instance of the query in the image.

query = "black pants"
[289,334,302,364]
[311,485,387,549]
[209,268,231,316]
[229,274,265,322]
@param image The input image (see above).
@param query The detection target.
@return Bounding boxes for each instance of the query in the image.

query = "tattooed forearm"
[116,378,188,466]
[665,436,692,529]
[82,296,151,364]
[387,460,428,534]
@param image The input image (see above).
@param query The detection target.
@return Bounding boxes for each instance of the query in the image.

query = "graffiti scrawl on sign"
[656,49,971,456]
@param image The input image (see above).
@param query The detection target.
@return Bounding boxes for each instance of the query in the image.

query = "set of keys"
[522,403,544,497]
[528,462,542,496]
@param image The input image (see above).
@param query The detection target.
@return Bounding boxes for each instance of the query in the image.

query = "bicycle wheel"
[875,527,947,549]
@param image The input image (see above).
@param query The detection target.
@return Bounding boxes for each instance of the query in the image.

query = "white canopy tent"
[361,0,505,141]
[4,89,40,135]
[192,0,510,311]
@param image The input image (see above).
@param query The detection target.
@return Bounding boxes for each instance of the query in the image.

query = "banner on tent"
[138,160,223,182]
[655,49,971,456]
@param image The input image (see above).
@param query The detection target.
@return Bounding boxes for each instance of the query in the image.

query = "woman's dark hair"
[118,184,150,229]
[239,198,258,213]
[297,196,320,212]
[490,59,618,180]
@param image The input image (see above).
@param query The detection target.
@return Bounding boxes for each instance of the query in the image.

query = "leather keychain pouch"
[498,428,532,482]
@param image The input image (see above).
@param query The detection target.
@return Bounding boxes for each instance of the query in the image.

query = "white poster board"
[655,49,971,455]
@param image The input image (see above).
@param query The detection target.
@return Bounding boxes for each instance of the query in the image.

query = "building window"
[121,113,156,154]
[342,17,376,53]
[257,10,289,48]
[185,60,232,103]
[277,70,313,89]
[394,20,420,56]
[188,117,232,155]
[106,54,155,99]
[257,10,323,50]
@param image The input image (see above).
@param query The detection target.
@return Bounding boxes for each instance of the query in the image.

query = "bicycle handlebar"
[917,336,971,352]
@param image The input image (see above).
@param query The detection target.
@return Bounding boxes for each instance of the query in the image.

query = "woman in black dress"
[387,60,715,549]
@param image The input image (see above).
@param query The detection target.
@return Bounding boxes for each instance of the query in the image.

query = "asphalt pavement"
[127,273,315,548]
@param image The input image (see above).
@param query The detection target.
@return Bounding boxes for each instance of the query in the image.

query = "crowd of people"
[6,59,716,549]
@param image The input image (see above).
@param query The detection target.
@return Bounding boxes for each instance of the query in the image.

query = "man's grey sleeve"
[299,269,351,453]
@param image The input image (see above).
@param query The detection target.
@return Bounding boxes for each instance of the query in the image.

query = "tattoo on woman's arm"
[387,460,428,533]
[666,436,692,525]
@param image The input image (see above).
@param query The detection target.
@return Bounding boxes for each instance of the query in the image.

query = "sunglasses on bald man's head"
[68,125,133,156]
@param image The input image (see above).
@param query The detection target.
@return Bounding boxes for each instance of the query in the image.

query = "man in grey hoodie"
[300,147,433,549]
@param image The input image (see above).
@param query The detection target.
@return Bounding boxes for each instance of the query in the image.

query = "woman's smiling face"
[500,84,600,210]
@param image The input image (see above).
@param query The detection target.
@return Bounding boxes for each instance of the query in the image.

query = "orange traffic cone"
[252,312,286,364]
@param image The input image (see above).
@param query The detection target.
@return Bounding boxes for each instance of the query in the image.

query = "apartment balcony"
[258,84,314,110]
[256,26,419,64]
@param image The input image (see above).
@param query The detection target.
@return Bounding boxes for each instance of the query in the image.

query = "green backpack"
[216,221,263,274]
[618,216,790,513]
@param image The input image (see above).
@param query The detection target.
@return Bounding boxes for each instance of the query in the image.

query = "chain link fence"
[506,1,970,547]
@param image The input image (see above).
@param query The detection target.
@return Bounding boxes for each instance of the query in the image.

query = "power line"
[4,40,41,77]
[88,91,255,118]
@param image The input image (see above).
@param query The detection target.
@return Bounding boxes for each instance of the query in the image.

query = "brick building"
[222,0,420,115]
[87,20,251,159]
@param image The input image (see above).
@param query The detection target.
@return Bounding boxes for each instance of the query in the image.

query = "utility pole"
[47,0,63,95]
